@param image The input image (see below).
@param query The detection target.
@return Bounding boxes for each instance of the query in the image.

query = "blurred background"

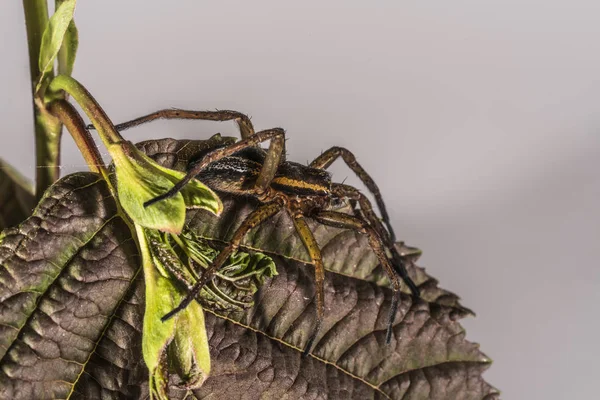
[1,1,599,398]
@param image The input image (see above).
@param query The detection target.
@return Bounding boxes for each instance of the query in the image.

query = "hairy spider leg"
[144,128,286,208]
[87,109,256,139]
[161,200,284,322]
[332,184,420,298]
[310,147,397,243]
[311,210,403,344]
[289,214,327,356]
[332,183,391,244]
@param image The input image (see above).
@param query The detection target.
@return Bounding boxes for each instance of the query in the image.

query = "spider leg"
[161,200,284,321]
[311,210,405,344]
[87,109,255,139]
[332,183,391,244]
[289,213,327,356]
[144,128,286,207]
[310,147,397,242]
[332,183,420,299]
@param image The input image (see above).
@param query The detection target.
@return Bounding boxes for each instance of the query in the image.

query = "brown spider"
[103,109,420,355]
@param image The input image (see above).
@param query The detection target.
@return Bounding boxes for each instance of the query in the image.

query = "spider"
[104,109,421,355]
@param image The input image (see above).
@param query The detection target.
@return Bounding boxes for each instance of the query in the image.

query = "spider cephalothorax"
[105,109,421,355]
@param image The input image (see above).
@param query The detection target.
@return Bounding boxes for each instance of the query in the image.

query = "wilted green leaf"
[0,159,35,230]
[36,0,77,92]
[173,231,277,310]
[0,139,498,399]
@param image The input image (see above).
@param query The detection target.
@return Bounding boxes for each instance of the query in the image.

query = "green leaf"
[0,159,35,230]
[36,0,77,93]
[111,141,186,233]
[57,17,78,76]
[0,139,498,399]
[153,161,222,214]
[109,141,222,234]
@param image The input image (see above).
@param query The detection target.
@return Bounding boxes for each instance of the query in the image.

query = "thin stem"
[47,99,107,177]
[48,75,123,146]
[22,0,49,85]
[22,0,63,199]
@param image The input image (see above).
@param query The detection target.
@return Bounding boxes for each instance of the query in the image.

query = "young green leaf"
[152,160,224,213]
[36,0,77,93]
[57,16,78,76]
[112,141,186,233]
[110,140,222,234]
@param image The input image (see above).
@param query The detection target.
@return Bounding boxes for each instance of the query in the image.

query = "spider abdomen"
[196,149,332,199]
[271,161,331,197]
[196,156,262,194]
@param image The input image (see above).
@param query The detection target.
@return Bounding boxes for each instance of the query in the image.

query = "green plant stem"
[22,0,48,85]
[46,76,138,238]
[22,0,63,200]
[48,75,123,146]
[47,99,107,177]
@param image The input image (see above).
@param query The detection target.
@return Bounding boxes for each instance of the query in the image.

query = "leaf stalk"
[48,75,124,146]
[47,99,107,178]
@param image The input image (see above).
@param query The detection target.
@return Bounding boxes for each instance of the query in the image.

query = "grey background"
[1,1,599,399]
